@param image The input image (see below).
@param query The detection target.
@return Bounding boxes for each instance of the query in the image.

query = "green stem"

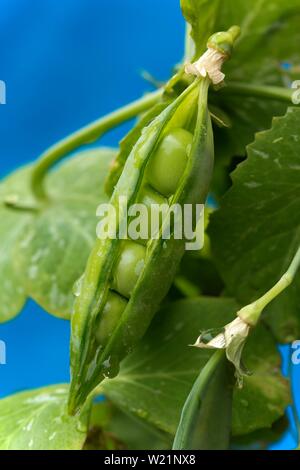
[239,246,300,326]
[172,350,224,450]
[174,276,202,298]
[222,81,295,104]
[31,89,163,202]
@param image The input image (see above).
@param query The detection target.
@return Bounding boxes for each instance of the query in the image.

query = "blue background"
[0,0,298,450]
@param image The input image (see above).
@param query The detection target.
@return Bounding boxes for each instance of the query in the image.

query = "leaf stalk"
[30,89,163,202]
[222,82,296,104]
[238,246,300,326]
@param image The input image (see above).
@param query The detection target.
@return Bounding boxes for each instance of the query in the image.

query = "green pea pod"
[105,99,171,197]
[68,76,213,414]
[172,351,234,450]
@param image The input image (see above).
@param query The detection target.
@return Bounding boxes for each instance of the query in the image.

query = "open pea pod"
[68,76,214,414]
[68,27,241,414]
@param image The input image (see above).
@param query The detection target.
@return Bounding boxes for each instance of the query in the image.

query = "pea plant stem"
[31,88,163,202]
[238,246,300,326]
[172,350,225,450]
[222,81,295,104]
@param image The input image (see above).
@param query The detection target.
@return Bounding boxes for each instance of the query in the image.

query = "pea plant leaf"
[182,0,300,84]
[0,385,88,450]
[102,297,290,438]
[231,416,289,450]
[219,1,300,86]
[232,327,290,436]
[182,0,300,197]
[15,148,115,319]
[0,166,35,322]
[0,148,115,322]
[105,405,171,451]
[85,401,171,450]
[209,107,300,342]
[180,0,221,57]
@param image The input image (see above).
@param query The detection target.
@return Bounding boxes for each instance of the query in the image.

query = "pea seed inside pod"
[112,241,146,298]
[95,291,127,344]
[147,128,193,197]
[137,186,168,243]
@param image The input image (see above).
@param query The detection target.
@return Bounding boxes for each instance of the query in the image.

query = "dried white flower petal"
[194,317,250,350]
[194,330,226,349]
[225,317,250,341]
[193,316,251,386]
[185,48,226,85]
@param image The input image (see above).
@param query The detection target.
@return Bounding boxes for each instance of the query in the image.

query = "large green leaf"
[0,385,88,450]
[0,166,35,322]
[103,297,290,437]
[231,416,289,450]
[224,3,300,87]
[15,148,115,319]
[180,0,221,57]
[232,327,290,436]
[182,0,300,197]
[182,0,300,84]
[85,401,171,450]
[0,148,115,322]
[209,108,300,342]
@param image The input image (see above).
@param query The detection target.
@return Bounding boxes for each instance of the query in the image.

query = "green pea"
[138,186,168,243]
[147,128,193,197]
[112,241,146,298]
[95,291,127,345]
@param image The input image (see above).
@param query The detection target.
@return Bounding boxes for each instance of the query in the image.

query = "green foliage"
[180,0,221,57]
[17,148,114,318]
[0,148,114,320]
[0,385,88,450]
[210,108,300,342]
[0,297,288,450]
[0,0,299,451]
[182,0,300,197]
[182,0,300,84]
[0,166,33,322]
[85,401,171,450]
[103,298,290,437]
